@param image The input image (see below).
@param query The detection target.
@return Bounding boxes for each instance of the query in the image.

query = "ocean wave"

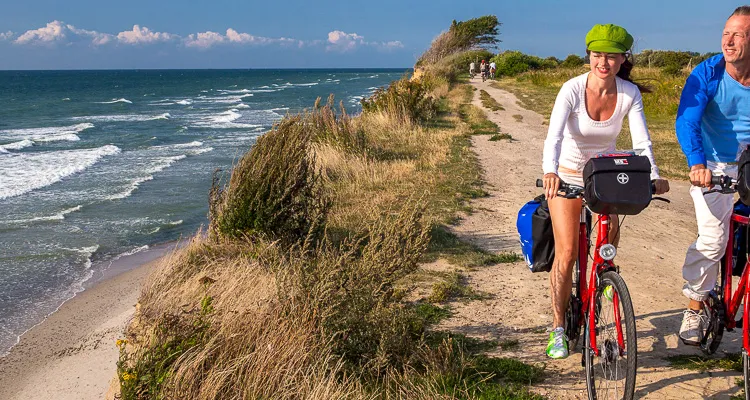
[72,114,169,123]
[61,244,99,258]
[148,113,170,121]
[62,98,71,101]
[235,104,251,109]
[167,220,183,226]
[187,147,214,155]
[148,101,175,106]
[176,99,193,105]
[107,155,187,201]
[0,139,34,152]
[194,94,253,104]
[112,245,150,261]
[0,123,93,142]
[3,205,83,224]
[191,110,262,129]
[0,145,121,200]
[96,98,132,104]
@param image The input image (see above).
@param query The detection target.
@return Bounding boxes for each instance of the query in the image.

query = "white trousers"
[682,162,738,301]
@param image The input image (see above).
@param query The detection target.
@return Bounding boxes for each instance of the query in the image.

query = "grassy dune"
[115,38,545,398]
[493,66,689,179]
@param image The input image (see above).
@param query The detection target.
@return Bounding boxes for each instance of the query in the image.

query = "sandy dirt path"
[436,78,743,399]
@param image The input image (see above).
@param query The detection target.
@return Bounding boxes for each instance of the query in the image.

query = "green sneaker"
[546,327,569,359]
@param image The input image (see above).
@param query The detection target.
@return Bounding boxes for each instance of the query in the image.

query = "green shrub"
[209,117,329,243]
[661,63,683,77]
[361,78,437,122]
[491,51,557,77]
[560,54,585,68]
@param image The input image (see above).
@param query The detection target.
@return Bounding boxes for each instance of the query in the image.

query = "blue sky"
[0,0,739,69]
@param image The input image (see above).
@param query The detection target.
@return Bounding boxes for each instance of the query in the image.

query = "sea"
[0,68,407,355]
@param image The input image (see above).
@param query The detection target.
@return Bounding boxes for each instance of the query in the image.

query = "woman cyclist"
[541,23,670,359]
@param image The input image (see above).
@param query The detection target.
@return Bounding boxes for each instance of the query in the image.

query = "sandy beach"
[0,243,175,400]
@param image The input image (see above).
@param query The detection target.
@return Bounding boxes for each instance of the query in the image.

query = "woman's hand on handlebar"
[653,178,670,195]
[689,164,713,188]
[543,172,561,199]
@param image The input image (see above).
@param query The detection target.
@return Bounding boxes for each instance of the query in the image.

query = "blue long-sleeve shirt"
[676,54,750,167]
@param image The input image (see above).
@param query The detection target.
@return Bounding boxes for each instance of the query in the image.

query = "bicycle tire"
[584,271,637,400]
[699,291,725,355]
[744,350,750,400]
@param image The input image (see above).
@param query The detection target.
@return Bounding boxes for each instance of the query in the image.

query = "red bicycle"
[535,177,666,400]
[699,175,750,399]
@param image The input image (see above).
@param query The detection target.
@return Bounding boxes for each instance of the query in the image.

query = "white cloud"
[15,21,112,46]
[327,30,365,52]
[15,21,68,45]
[184,28,299,49]
[184,31,226,48]
[325,30,403,52]
[117,25,176,45]
[0,31,14,41]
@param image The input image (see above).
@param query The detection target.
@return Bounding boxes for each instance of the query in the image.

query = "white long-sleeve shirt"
[542,73,660,179]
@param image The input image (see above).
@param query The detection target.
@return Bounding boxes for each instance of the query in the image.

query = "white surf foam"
[187,147,213,155]
[72,114,169,123]
[107,155,187,201]
[0,139,34,152]
[96,98,132,104]
[4,205,83,224]
[167,220,183,226]
[62,98,71,101]
[176,99,193,105]
[112,245,150,261]
[0,145,121,200]
[191,110,261,129]
[0,123,93,143]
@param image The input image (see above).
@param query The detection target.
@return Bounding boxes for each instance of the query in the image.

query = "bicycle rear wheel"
[584,271,637,400]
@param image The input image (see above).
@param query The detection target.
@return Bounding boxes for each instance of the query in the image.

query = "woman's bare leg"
[548,196,583,328]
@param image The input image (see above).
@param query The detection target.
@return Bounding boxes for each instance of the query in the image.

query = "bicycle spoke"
[586,272,636,400]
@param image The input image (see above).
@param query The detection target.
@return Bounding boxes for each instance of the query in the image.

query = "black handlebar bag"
[582,155,652,215]
[738,145,750,205]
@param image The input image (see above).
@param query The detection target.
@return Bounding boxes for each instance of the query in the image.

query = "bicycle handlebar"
[536,178,670,203]
[705,175,737,195]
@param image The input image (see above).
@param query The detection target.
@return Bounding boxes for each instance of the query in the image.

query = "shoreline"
[0,242,176,400]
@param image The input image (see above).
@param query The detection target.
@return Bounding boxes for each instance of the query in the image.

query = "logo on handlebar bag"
[617,173,629,184]
[614,158,629,165]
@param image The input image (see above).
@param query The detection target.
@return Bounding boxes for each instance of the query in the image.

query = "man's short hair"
[730,5,750,18]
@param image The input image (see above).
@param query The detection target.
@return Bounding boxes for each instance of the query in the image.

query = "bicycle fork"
[586,214,626,357]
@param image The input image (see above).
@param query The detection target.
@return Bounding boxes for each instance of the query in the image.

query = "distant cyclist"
[469,61,476,78]
[489,60,497,79]
[480,60,487,79]
[675,5,750,346]
[541,23,669,359]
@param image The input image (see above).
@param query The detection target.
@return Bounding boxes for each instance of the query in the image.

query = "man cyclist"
[469,61,476,78]
[676,5,750,345]
[489,60,497,79]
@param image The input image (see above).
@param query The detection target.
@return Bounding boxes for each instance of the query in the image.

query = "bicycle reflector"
[599,244,617,260]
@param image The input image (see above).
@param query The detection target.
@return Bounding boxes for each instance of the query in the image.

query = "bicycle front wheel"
[584,271,637,400]
[743,350,750,400]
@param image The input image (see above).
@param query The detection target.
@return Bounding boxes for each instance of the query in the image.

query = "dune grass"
[116,73,543,399]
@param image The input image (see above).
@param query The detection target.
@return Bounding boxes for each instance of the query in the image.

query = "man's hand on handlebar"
[542,172,561,199]
[653,178,670,195]
[689,164,713,188]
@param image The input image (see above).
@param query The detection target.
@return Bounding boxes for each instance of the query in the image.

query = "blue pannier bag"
[517,194,554,272]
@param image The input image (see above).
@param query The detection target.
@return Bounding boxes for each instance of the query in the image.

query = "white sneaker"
[679,309,706,346]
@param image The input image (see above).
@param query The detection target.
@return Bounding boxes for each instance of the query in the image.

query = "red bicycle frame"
[720,213,750,353]
[576,209,624,357]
